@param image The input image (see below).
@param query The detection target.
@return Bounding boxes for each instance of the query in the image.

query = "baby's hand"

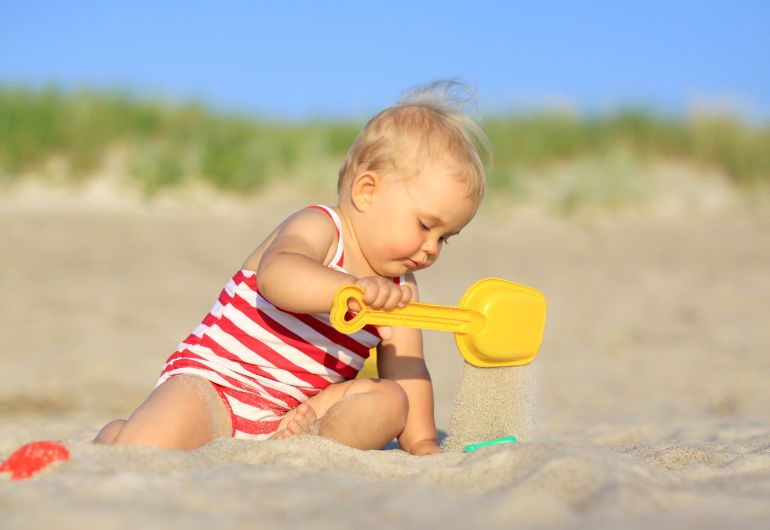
[350,277,413,340]
[354,276,412,311]
[409,439,440,456]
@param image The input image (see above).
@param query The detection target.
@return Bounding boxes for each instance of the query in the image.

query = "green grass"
[1,85,768,203]
[485,111,770,189]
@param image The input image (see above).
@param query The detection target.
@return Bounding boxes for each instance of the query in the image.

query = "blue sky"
[1,1,768,120]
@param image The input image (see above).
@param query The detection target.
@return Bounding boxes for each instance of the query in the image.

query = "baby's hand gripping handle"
[330,284,483,335]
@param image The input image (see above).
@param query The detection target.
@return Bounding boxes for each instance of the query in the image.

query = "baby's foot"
[270,403,319,440]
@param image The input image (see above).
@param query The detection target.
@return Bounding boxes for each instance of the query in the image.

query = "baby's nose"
[422,238,439,255]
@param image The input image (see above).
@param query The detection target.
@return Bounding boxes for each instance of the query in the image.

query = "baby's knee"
[94,419,127,444]
[372,379,409,427]
[96,418,167,447]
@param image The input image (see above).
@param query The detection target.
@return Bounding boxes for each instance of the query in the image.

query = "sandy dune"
[1,190,769,528]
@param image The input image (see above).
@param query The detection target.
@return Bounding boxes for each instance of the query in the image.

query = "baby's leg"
[273,379,408,450]
[93,375,231,450]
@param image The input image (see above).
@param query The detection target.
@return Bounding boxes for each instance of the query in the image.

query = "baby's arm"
[377,275,440,455]
[257,208,356,313]
[258,208,412,316]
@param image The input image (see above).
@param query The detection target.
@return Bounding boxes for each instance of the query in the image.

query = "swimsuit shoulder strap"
[305,205,344,268]
[304,205,401,284]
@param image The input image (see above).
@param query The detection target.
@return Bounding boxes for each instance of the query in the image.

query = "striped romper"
[157,205,401,439]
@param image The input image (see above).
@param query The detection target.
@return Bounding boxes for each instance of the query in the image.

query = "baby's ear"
[351,172,380,211]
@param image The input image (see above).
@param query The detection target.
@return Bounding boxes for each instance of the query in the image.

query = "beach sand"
[1,189,769,528]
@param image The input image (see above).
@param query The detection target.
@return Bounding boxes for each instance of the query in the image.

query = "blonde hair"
[337,80,491,205]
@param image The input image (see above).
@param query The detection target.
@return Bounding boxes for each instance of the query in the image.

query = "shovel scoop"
[330,278,547,367]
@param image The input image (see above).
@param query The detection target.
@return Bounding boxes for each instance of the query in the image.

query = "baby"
[94,81,490,456]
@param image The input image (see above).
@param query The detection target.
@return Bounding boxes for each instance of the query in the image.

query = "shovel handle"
[331,285,484,335]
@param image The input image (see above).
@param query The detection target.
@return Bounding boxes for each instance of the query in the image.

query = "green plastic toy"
[463,436,518,453]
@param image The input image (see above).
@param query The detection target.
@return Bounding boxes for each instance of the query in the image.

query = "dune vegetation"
[1,86,768,209]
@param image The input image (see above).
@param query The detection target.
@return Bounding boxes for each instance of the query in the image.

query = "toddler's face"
[364,160,477,277]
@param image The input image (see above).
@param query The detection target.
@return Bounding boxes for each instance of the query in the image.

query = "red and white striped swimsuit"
[157,205,399,440]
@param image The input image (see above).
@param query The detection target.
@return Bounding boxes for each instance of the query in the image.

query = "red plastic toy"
[0,441,69,481]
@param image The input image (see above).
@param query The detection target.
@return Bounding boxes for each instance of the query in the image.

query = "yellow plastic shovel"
[330,278,547,367]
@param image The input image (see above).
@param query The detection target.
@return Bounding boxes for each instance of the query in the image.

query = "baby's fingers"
[397,284,413,308]
[346,298,362,312]
[381,287,406,311]
[376,325,393,341]
[352,277,412,311]
[366,286,392,309]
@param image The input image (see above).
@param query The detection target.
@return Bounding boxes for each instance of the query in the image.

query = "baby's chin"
[371,261,413,278]
[389,261,431,277]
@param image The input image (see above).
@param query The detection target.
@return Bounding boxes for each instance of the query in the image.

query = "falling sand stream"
[444,362,540,451]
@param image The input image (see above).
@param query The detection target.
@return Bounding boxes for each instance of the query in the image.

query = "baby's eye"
[439,236,450,245]
[419,220,430,231]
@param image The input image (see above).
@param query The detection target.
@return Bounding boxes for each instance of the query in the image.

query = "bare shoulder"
[266,206,339,264]
[279,206,338,243]
[242,206,339,271]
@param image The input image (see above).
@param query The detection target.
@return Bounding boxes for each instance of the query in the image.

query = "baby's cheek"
[388,231,422,255]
